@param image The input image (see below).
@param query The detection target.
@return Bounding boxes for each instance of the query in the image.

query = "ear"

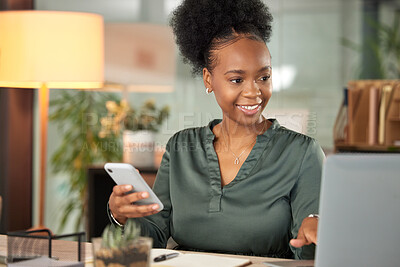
[203,68,212,91]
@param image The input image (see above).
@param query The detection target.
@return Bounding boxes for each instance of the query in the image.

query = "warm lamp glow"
[0,10,104,228]
[0,11,104,89]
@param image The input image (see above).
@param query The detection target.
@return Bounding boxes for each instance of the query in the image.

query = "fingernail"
[125,185,132,190]
[152,204,159,210]
[141,192,149,198]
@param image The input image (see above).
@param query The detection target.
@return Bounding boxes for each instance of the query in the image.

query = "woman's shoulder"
[166,120,217,146]
[268,119,325,168]
[170,125,208,140]
[268,119,320,149]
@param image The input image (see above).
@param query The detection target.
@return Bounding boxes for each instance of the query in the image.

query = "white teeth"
[240,105,259,110]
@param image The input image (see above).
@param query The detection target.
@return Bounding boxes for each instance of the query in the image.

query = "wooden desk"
[0,234,295,266]
[0,234,93,266]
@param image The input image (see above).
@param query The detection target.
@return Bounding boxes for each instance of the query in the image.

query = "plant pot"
[93,237,152,267]
[123,130,155,168]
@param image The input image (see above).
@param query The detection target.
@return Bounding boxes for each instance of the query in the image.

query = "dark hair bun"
[169,0,273,75]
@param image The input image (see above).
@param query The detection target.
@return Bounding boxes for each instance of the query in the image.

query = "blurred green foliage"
[124,99,170,132]
[342,13,400,79]
[99,99,170,138]
[50,90,122,233]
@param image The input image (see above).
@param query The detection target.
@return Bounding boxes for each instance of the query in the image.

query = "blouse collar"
[205,118,280,142]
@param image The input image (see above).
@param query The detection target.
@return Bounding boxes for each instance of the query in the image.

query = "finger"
[290,230,307,248]
[112,184,133,196]
[306,230,318,245]
[302,217,318,245]
[120,203,160,218]
[125,191,149,204]
[133,204,160,214]
[111,191,151,215]
[290,238,306,248]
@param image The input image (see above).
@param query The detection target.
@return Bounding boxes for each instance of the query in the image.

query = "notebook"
[265,153,400,267]
[151,249,251,267]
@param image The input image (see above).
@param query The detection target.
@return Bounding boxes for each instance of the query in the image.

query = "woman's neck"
[215,116,269,150]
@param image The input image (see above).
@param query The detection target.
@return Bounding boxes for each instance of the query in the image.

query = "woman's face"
[203,37,272,127]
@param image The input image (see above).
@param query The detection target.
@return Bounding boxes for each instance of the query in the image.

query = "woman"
[108,0,324,259]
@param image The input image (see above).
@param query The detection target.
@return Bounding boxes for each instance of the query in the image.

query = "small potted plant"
[93,220,152,267]
[99,99,169,168]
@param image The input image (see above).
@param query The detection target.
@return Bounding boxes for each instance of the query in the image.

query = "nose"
[242,80,261,98]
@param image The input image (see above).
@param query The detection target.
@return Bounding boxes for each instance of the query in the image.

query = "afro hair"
[169,0,273,75]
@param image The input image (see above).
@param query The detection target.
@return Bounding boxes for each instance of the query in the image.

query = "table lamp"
[0,11,104,227]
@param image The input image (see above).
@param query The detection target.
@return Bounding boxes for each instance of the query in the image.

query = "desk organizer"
[7,229,85,264]
[334,80,400,152]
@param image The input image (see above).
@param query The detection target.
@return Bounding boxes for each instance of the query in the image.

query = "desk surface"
[0,234,93,266]
[0,234,295,266]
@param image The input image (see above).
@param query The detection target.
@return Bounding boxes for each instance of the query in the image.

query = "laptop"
[265,153,400,267]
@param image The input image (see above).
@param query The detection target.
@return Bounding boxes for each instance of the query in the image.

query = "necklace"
[221,121,266,165]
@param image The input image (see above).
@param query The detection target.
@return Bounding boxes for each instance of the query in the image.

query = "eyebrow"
[224,66,272,75]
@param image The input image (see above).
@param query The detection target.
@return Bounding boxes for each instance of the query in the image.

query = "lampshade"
[0,10,104,89]
[0,10,104,228]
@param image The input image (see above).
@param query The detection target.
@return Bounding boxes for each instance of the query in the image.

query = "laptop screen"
[315,154,400,267]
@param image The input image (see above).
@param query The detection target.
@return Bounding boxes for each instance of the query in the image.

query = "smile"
[238,104,259,110]
[236,104,262,115]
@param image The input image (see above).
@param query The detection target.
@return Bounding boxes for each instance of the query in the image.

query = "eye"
[259,75,271,81]
[230,78,243,84]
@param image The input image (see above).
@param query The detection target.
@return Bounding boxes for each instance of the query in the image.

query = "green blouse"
[130,119,325,259]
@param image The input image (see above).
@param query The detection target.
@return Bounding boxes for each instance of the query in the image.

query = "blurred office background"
[1,0,399,235]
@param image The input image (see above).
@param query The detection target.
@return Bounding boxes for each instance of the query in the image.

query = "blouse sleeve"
[289,138,325,259]
[129,138,173,248]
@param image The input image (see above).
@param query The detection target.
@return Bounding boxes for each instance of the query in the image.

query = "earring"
[206,88,212,95]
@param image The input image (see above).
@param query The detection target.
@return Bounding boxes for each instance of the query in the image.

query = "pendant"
[234,158,240,165]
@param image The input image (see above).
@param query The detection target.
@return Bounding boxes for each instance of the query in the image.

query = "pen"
[154,252,180,262]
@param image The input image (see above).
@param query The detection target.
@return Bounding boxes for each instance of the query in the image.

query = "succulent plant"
[95,221,152,267]
[101,220,141,249]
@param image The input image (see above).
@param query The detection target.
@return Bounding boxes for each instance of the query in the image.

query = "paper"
[151,249,251,267]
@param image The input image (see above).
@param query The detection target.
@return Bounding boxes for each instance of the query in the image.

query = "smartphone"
[104,163,164,211]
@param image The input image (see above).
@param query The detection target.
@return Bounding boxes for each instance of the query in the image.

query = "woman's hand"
[108,184,160,225]
[290,217,318,248]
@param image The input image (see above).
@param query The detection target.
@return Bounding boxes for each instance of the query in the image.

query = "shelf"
[335,142,400,153]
